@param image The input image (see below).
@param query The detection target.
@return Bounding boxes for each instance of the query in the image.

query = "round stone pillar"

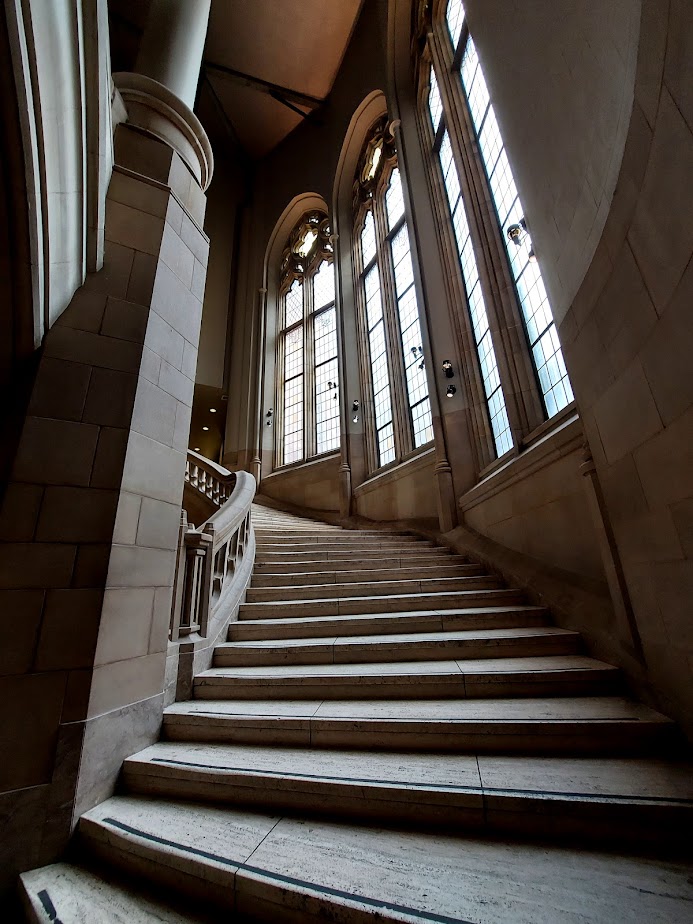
[135,0,211,110]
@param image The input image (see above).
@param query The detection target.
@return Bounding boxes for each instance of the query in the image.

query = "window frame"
[414,0,575,472]
[275,212,340,468]
[352,121,434,475]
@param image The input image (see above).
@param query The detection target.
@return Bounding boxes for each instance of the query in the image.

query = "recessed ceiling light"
[193,447,200,451]
[202,426,209,431]
[209,408,217,413]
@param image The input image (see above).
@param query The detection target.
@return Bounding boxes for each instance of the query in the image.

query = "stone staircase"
[20,504,693,922]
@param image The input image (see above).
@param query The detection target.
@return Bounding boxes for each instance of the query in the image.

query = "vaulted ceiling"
[108,0,365,158]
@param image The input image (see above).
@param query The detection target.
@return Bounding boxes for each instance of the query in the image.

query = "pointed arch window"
[277,212,340,466]
[416,0,574,466]
[354,120,433,472]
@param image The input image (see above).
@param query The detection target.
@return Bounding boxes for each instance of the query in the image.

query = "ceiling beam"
[204,60,324,112]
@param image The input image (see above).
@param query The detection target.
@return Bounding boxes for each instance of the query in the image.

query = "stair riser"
[253,555,468,574]
[121,767,690,847]
[163,717,674,755]
[254,530,413,540]
[245,576,500,602]
[255,534,422,545]
[239,589,525,619]
[228,609,551,641]
[193,672,620,701]
[251,564,482,586]
[213,636,582,667]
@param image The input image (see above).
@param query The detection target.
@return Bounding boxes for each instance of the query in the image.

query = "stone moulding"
[112,71,214,191]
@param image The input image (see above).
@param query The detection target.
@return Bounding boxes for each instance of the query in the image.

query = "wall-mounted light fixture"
[446,384,456,398]
[352,399,360,424]
[506,217,536,262]
[411,345,425,370]
[442,360,454,378]
[265,408,273,427]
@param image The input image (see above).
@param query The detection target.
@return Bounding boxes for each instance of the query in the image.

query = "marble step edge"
[120,756,693,846]
[250,564,483,586]
[212,628,583,668]
[74,807,464,923]
[162,710,677,755]
[252,555,470,574]
[227,606,551,641]
[238,589,527,619]
[192,661,622,701]
[245,576,502,603]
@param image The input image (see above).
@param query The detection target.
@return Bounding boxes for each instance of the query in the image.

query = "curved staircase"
[20,504,693,922]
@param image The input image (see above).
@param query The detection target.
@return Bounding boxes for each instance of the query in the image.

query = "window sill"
[266,450,341,480]
[354,445,436,497]
[459,411,583,513]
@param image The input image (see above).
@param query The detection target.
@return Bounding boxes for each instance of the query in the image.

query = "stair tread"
[126,742,693,803]
[197,654,616,679]
[240,588,522,609]
[81,796,693,924]
[20,863,212,923]
[165,695,673,724]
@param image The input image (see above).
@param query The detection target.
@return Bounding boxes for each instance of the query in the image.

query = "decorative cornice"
[113,72,214,191]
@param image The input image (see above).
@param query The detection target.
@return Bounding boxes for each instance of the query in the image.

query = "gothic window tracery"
[277,212,339,465]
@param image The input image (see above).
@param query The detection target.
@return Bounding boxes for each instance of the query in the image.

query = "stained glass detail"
[438,129,512,456]
[459,36,573,418]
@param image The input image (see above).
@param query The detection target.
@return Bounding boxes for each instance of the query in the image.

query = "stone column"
[0,4,215,892]
[135,0,211,110]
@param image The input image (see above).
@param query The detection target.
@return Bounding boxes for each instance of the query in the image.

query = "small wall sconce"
[506,217,536,262]
[446,384,456,398]
[411,345,425,370]
[265,408,273,427]
[352,398,360,423]
[442,360,454,378]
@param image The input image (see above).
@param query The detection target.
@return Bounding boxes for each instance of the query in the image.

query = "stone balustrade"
[172,453,255,644]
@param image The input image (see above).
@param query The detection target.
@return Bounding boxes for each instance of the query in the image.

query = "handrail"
[171,453,256,645]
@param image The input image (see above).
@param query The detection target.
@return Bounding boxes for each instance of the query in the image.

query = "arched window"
[353,119,433,471]
[417,0,573,464]
[277,212,340,466]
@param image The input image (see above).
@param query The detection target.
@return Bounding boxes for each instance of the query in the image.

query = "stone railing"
[184,450,235,508]
[169,453,256,699]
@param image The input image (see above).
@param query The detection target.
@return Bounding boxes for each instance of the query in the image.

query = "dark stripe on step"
[37,890,63,923]
[101,816,474,924]
[142,757,693,804]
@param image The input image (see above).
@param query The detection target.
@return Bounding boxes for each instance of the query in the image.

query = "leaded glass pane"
[458,36,572,419]
[282,323,304,465]
[360,210,376,266]
[312,260,335,311]
[446,0,466,49]
[428,67,443,133]
[283,280,303,328]
[385,168,405,229]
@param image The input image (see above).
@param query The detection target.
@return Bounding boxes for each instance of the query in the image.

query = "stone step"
[193,655,621,700]
[122,744,693,845]
[163,696,677,755]
[254,528,413,539]
[255,538,435,553]
[245,574,501,603]
[19,862,212,923]
[228,605,551,641]
[253,553,470,574]
[213,627,582,667]
[250,562,483,586]
[78,796,693,922]
[238,587,526,619]
[254,546,457,563]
